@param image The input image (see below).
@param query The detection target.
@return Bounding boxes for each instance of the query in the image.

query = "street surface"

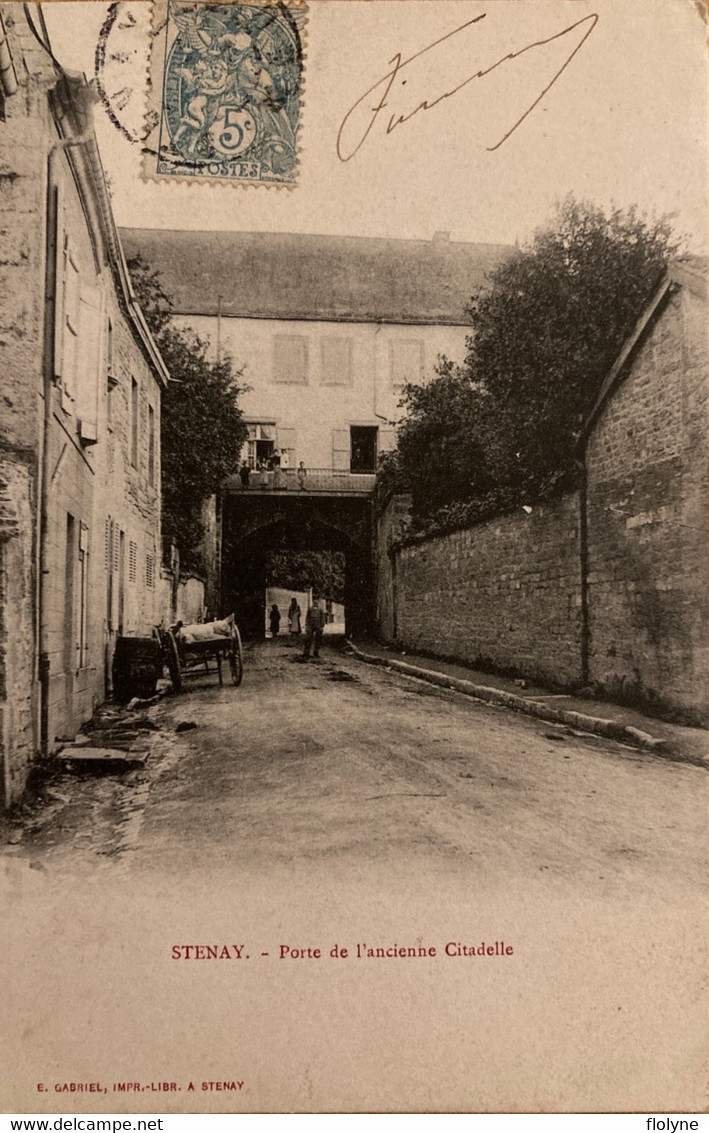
[2,637,707,1113]
[6,637,706,896]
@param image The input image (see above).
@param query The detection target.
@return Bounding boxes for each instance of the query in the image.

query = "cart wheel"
[229,626,244,687]
[165,630,182,693]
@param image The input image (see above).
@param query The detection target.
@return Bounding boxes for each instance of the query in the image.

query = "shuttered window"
[390,339,424,387]
[273,335,309,384]
[321,337,353,386]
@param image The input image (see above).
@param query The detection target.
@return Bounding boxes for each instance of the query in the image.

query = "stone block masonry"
[393,495,583,689]
[585,280,709,722]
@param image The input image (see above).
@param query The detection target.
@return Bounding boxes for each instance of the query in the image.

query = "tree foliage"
[266,550,345,604]
[127,255,248,571]
[390,197,678,530]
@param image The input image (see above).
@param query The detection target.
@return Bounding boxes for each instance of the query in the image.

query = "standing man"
[302,595,326,659]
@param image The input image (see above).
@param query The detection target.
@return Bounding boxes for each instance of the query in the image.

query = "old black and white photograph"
[0,0,707,1116]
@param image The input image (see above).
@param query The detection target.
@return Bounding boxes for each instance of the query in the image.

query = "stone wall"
[375,491,412,642]
[585,278,709,721]
[378,267,709,723]
[0,9,56,801]
[391,495,583,688]
[0,461,36,806]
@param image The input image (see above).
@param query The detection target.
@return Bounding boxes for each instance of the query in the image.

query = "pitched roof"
[119,228,511,326]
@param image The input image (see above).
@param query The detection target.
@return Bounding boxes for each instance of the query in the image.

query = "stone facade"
[121,228,510,476]
[0,7,169,805]
[378,261,709,723]
[171,313,466,471]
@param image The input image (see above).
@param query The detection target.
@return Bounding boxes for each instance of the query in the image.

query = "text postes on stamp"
[145,1,307,188]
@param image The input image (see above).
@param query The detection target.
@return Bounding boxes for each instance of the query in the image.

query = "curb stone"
[345,643,706,767]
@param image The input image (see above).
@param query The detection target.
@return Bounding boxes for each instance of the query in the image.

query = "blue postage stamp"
[146,1,307,186]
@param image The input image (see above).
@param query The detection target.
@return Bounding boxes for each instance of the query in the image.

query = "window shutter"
[332,428,350,472]
[53,189,65,386]
[378,428,396,454]
[390,339,424,387]
[321,337,353,386]
[273,335,309,384]
[60,240,81,409]
[77,284,102,444]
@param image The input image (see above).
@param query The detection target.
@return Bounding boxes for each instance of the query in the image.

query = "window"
[390,339,424,387]
[321,337,353,386]
[148,404,156,486]
[130,377,139,467]
[146,553,155,589]
[273,335,308,384]
[245,423,276,469]
[129,540,137,585]
[350,426,378,473]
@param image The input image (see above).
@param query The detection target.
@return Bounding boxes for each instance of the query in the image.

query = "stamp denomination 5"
[144,1,307,188]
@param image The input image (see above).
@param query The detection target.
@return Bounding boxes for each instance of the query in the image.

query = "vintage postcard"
[0,0,707,1116]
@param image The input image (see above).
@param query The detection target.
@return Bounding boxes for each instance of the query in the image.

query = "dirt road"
[3,638,707,1113]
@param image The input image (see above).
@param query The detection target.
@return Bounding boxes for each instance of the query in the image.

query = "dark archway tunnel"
[221,494,374,640]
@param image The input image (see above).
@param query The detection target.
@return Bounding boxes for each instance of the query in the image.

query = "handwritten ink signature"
[336,12,599,162]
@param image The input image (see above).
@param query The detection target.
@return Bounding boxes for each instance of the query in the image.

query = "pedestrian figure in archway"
[269,603,281,638]
[288,596,302,636]
[297,461,307,490]
[303,595,326,659]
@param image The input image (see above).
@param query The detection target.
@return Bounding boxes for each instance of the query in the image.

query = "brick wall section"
[392,495,583,687]
[586,282,709,721]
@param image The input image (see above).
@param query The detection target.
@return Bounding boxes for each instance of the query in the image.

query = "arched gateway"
[221,475,374,639]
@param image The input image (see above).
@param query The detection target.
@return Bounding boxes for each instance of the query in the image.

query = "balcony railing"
[224,468,377,495]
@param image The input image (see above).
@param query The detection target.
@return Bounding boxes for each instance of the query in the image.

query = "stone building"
[120,228,508,478]
[376,257,709,723]
[583,257,709,720]
[0,7,169,806]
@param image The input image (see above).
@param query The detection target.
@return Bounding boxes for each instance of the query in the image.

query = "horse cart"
[156,614,243,693]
